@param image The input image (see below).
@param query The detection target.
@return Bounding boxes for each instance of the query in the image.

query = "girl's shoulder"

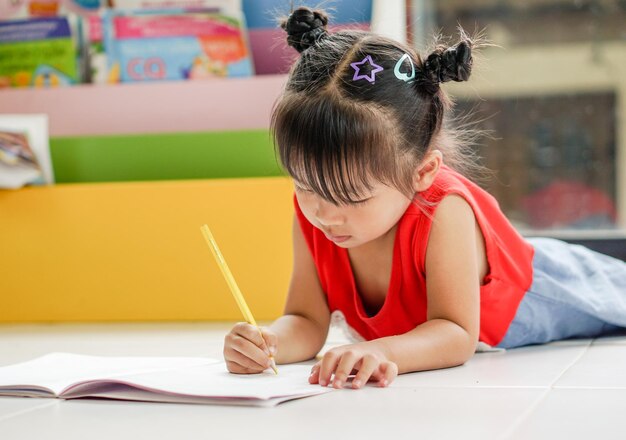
[403,165,478,218]
[425,165,478,202]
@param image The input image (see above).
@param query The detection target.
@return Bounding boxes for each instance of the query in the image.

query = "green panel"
[50,130,285,183]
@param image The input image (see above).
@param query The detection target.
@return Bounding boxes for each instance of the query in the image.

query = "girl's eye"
[338,197,372,207]
[351,198,371,206]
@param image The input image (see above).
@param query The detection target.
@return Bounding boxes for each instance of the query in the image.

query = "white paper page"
[86,363,332,401]
[64,382,313,407]
[0,353,219,396]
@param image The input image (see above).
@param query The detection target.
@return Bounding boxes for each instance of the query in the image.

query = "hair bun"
[281,7,329,53]
[422,40,473,92]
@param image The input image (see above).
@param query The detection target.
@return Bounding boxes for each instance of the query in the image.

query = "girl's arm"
[223,214,330,373]
[268,214,331,364]
[310,194,483,387]
[385,193,483,372]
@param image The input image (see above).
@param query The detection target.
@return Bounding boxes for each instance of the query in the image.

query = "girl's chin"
[334,237,362,248]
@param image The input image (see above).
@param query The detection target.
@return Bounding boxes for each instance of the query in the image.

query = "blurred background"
[1,0,624,233]
[413,0,626,237]
[1,1,625,324]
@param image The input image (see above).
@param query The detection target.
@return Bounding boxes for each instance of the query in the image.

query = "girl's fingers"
[374,361,398,387]
[233,322,269,353]
[260,327,278,356]
[226,336,272,370]
[226,360,262,375]
[351,355,379,389]
[318,351,341,387]
[309,362,321,384]
[332,351,360,388]
[224,349,266,373]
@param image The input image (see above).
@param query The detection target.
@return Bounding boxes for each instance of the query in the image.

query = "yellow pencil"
[200,224,278,375]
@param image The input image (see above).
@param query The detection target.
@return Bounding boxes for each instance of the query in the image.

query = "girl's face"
[294,180,413,249]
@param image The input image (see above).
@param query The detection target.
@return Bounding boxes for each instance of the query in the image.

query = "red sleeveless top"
[294,165,534,347]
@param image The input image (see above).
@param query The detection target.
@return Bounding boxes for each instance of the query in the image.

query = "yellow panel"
[0,177,295,323]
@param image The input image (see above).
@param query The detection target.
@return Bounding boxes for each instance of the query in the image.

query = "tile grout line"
[497,388,551,440]
[497,339,594,440]
[0,400,58,423]
[549,339,594,386]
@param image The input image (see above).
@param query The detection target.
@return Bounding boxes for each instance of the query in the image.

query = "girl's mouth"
[325,234,351,243]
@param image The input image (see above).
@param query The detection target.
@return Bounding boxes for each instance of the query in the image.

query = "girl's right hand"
[223,322,278,374]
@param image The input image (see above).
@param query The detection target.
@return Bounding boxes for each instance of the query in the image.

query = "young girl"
[223,7,626,389]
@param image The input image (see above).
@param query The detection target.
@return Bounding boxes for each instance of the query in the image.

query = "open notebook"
[0,353,332,407]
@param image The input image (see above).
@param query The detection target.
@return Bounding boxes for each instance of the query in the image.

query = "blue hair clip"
[394,53,416,83]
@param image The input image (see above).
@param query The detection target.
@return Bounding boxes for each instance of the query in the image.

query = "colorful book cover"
[0,16,78,87]
[110,0,240,12]
[0,0,102,19]
[103,8,254,82]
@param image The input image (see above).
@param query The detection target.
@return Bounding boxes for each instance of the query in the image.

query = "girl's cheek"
[296,195,323,224]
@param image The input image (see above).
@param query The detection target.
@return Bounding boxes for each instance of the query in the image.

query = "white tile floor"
[0,322,625,440]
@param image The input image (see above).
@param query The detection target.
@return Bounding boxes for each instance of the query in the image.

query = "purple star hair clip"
[350,55,384,84]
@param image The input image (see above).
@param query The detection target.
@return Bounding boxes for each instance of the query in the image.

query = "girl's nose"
[315,199,344,227]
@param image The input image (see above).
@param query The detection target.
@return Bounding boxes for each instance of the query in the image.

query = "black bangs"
[271,93,399,205]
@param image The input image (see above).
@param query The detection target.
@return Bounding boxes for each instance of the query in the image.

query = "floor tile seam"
[549,339,593,387]
[551,385,626,390]
[0,400,58,424]
[387,384,550,390]
[496,388,551,440]
[497,341,594,440]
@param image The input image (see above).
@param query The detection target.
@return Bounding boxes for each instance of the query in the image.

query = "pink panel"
[249,24,371,75]
[0,75,287,137]
[248,29,298,75]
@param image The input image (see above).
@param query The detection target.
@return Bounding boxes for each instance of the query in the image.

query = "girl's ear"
[413,150,442,192]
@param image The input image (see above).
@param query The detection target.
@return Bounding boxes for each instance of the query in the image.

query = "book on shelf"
[110,0,240,12]
[0,0,101,20]
[0,16,78,87]
[102,7,254,83]
[0,352,332,407]
[0,114,54,189]
[87,0,243,84]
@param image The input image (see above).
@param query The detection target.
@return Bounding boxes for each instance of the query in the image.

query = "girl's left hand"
[309,342,398,389]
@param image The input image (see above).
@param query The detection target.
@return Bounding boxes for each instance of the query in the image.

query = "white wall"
[371,0,406,43]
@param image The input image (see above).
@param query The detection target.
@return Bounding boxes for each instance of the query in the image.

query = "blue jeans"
[497,238,626,349]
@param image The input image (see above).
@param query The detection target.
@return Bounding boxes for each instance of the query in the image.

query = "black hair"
[271,6,483,205]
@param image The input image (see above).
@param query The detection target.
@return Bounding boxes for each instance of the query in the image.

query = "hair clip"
[350,55,384,84]
[394,53,416,83]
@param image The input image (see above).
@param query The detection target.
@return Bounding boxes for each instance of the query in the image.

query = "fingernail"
[319,379,326,387]
[380,379,388,387]
[269,346,276,355]
[353,379,362,388]
[334,379,342,388]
